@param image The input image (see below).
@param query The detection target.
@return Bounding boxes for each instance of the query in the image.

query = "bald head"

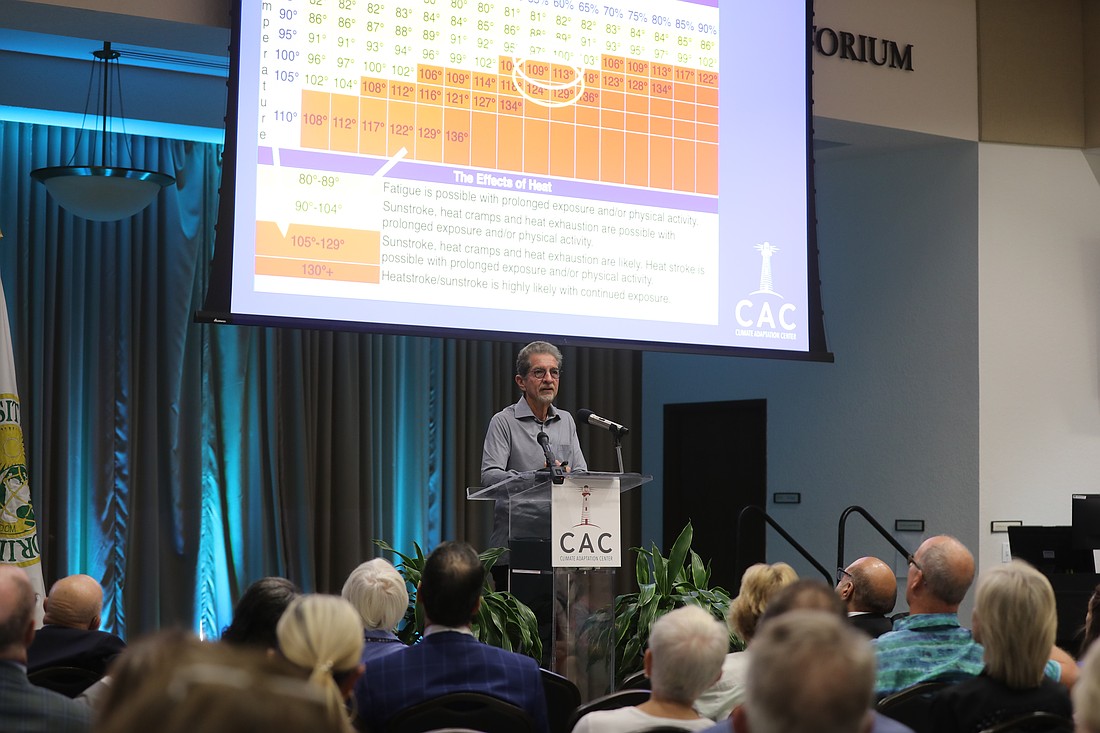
[0,566,36,660]
[43,574,104,630]
[907,536,974,613]
[838,557,897,616]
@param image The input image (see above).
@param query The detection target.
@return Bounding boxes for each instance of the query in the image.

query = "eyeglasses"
[836,567,852,584]
[907,555,923,573]
[528,367,560,380]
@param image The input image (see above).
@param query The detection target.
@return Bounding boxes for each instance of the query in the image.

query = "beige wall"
[813,0,979,141]
[1086,2,1100,147]
[20,0,230,29]
[978,0,1085,147]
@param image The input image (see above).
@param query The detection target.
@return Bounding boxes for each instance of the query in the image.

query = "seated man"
[0,566,92,732]
[874,535,1075,698]
[729,609,877,733]
[28,574,125,676]
[836,556,897,638]
[354,541,549,733]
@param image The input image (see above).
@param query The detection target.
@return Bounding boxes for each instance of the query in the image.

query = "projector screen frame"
[200,0,832,363]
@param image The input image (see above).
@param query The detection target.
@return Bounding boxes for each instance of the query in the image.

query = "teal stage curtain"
[0,119,640,640]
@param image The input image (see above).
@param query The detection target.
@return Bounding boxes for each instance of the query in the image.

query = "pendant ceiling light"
[30,42,175,222]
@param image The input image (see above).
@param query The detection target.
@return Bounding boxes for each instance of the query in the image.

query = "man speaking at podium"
[481,340,587,588]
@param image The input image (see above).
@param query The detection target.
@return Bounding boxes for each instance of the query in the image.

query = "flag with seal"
[0,227,46,623]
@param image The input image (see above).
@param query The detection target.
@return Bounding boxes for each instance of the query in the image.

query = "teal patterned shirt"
[872,613,1060,698]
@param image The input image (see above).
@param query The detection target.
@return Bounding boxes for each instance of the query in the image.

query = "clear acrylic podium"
[467,470,650,700]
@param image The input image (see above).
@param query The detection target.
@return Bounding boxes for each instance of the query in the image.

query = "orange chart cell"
[255,222,381,284]
[300,56,719,194]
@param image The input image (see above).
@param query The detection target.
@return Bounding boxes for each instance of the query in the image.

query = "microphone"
[537,431,565,482]
[577,409,630,436]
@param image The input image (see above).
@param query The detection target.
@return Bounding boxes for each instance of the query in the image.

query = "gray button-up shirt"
[480,397,587,558]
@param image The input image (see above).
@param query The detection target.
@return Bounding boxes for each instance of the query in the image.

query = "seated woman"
[693,562,797,721]
[276,594,365,732]
[929,560,1072,733]
[1079,583,1100,659]
[1075,642,1100,733]
[572,605,727,732]
[341,558,409,663]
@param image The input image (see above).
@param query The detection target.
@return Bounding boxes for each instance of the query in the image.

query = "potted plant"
[609,521,737,686]
[374,540,543,661]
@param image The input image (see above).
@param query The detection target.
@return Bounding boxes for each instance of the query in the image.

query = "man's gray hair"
[920,536,974,606]
[515,341,563,377]
[647,605,728,705]
[341,558,409,631]
[744,610,874,733]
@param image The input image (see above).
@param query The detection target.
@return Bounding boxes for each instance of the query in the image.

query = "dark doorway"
[663,399,766,595]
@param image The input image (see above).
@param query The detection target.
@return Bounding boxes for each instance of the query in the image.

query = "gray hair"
[744,610,874,733]
[647,605,728,705]
[920,536,974,606]
[975,561,1056,688]
[341,558,409,631]
[515,341,563,377]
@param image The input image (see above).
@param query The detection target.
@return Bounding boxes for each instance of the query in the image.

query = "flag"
[0,227,46,624]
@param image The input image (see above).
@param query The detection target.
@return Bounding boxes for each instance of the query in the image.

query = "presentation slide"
[228,0,812,352]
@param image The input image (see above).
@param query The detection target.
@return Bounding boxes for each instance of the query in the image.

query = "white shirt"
[571,706,715,733]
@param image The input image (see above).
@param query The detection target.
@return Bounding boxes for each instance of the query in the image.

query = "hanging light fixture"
[30,42,175,222]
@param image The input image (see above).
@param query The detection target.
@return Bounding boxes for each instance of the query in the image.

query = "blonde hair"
[727,563,798,642]
[276,595,363,724]
[974,560,1056,688]
[1074,642,1100,732]
[341,558,409,631]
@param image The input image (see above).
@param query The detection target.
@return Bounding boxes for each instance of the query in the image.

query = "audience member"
[572,605,727,732]
[694,562,797,721]
[701,580,913,733]
[929,561,1072,732]
[1074,642,1100,733]
[1079,583,1100,658]
[873,535,1075,698]
[27,574,125,679]
[342,558,409,663]
[95,640,346,733]
[836,557,898,638]
[277,594,364,730]
[92,629,198,722]
[354,540,549,733]
[220,576,299,649]
[0,565,92,732]
[731,610,875,733]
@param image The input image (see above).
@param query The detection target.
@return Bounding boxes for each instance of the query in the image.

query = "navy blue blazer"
[355,630,549,733]
[27,625,126,675]
[0,660,92,733]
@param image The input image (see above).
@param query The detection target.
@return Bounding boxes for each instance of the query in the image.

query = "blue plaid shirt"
[873,613,1060,698]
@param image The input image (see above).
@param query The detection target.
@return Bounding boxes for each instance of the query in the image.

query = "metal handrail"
[837,505,916,571]
[735,505,833,585]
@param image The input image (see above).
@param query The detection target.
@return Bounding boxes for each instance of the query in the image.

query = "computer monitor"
[1007,525,1094,576]
[1072,494,1100,550]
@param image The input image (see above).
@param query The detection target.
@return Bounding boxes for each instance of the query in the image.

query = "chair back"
[619,670,651,690]
[540,668,581,733]
[381,692,537,733]
[566,688,651,732]
[977,711,1074,733]
[27,665,103,697]
[874,681,952,733]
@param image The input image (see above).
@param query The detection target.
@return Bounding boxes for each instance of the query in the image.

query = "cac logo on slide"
[735,242,798,341]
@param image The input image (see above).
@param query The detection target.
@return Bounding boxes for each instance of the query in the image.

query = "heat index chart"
[249,0,721,329]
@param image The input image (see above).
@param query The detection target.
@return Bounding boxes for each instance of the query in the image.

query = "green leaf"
[635,548,651,585]
[652,545,669,596]
[690,550,707,587]
[666,521,693,585]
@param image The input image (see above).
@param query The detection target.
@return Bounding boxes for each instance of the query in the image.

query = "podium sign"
[551,476,621,568]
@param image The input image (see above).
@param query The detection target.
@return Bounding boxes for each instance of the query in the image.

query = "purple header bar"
[262,147,719,214]
[680,0,718,7]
